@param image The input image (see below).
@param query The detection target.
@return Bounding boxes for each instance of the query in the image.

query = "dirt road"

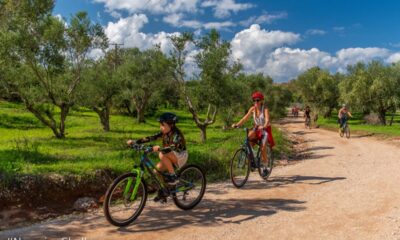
[2,118,400,240]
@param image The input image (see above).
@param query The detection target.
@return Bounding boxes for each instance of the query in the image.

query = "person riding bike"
[127,112,187,187]
[231,91,275,177]
[338,104,352,129]
[304,105,311,125]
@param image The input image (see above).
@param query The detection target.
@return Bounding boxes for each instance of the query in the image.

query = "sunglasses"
[253,99,262,102]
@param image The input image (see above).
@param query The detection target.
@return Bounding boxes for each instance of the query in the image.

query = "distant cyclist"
[338,104,352,129]
[304,106,311,127]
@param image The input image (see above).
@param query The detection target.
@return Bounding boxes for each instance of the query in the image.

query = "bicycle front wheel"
[173,164,206,210]
[345,126,351,138]
[258,144,274,180]
[230,148,250,188]
[103,172,147,227]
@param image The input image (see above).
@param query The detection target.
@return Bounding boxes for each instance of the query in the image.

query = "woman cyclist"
[232,91,275,177]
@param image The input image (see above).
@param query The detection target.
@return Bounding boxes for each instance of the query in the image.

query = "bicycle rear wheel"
[103,172,147,227]
[257,144,273,180]
[173,164,206,210]
[230,148,250,188]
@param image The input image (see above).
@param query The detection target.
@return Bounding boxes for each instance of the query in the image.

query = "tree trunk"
[378,109,387,125]
[25,100,63,139]
[199,125,207,143]
[389,112,396,126]
[324,108,332,118]
[58,104,69,138]
[389,110,396,126]
[103,105,110,131]
[136,106,145,123]
[93,104,111,132]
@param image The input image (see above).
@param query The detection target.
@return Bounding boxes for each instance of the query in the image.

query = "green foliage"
[340,61,400,124]
[0,4,108,137]
[293,67,340,118]
[117,47,173,123]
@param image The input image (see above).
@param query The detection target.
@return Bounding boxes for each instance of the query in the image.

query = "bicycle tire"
[173,164,206,210]
[230,148,251,188]
[103,172,147,227]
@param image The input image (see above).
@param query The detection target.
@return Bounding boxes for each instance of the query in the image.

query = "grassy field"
[0,101,291,183]
[317,111,400,137]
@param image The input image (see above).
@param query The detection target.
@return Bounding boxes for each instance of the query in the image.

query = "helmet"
[158,112,178,123]
[251,91,264,100]
[342,104,347,108]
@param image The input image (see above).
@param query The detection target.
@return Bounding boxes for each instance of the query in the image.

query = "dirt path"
[2,118,400,240]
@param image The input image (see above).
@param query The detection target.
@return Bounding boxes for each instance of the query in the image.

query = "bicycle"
[305,117,311,129]
[230,128,274,188]
[339,119,350,138]
[103,144,206,227]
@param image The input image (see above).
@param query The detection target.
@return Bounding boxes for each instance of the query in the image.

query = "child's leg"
[158,152,178,174]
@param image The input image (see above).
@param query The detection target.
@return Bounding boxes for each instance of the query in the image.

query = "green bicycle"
[103,144,206,227]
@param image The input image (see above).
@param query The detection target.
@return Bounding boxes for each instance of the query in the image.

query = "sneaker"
[165,173,179,186]
[153,190,167,202]
[261,168,270,177]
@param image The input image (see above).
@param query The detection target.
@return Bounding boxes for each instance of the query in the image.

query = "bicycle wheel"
[173,164,206,210]
[230,148,250,188]
[257,144,273,180]
[339,127,344,137]
[345,125,351,138]
[103,172,147,227]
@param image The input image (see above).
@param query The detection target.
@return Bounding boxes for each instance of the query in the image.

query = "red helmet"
[251,91,264,100]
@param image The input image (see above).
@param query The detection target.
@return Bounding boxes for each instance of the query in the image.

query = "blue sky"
[53,0,400,82]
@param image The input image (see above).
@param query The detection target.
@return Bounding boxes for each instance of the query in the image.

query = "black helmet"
[158,112,178,123]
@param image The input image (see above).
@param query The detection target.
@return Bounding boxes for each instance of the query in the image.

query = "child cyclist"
[232,91,275,177]
[127,112,187,187]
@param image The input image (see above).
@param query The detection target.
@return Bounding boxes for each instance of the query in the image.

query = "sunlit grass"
[0,101,290,182]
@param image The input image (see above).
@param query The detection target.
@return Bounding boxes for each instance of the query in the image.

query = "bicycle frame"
[243,128,262,166]
[125,151,169,201]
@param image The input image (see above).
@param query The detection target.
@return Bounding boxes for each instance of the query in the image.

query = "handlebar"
[130,144,153,153]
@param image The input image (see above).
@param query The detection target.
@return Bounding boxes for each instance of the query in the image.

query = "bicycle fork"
[124,168,144,201]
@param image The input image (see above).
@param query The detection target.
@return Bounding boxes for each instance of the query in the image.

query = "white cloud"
[306,29,327,36]
[231,24,300,68]
[163,13,235,30]
[336,47,390,69]
[386,53,400,63]
[262,47,337,81]
[229,25,400,82]
[201,0,254,18]
[163,13,202,28]
[104,14,180,54]
[239,12,288,27]
[333,26,345,32]
[203,21,236,30]
[93,0,199,15]
[88,48,105,60]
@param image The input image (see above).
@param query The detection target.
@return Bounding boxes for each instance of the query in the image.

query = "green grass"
[317,111,400,136]
[0,101,291,183]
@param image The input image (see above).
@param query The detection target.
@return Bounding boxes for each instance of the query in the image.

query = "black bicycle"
[103,144,206,227]
[230,128,274,188]
[339,118,350,138]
